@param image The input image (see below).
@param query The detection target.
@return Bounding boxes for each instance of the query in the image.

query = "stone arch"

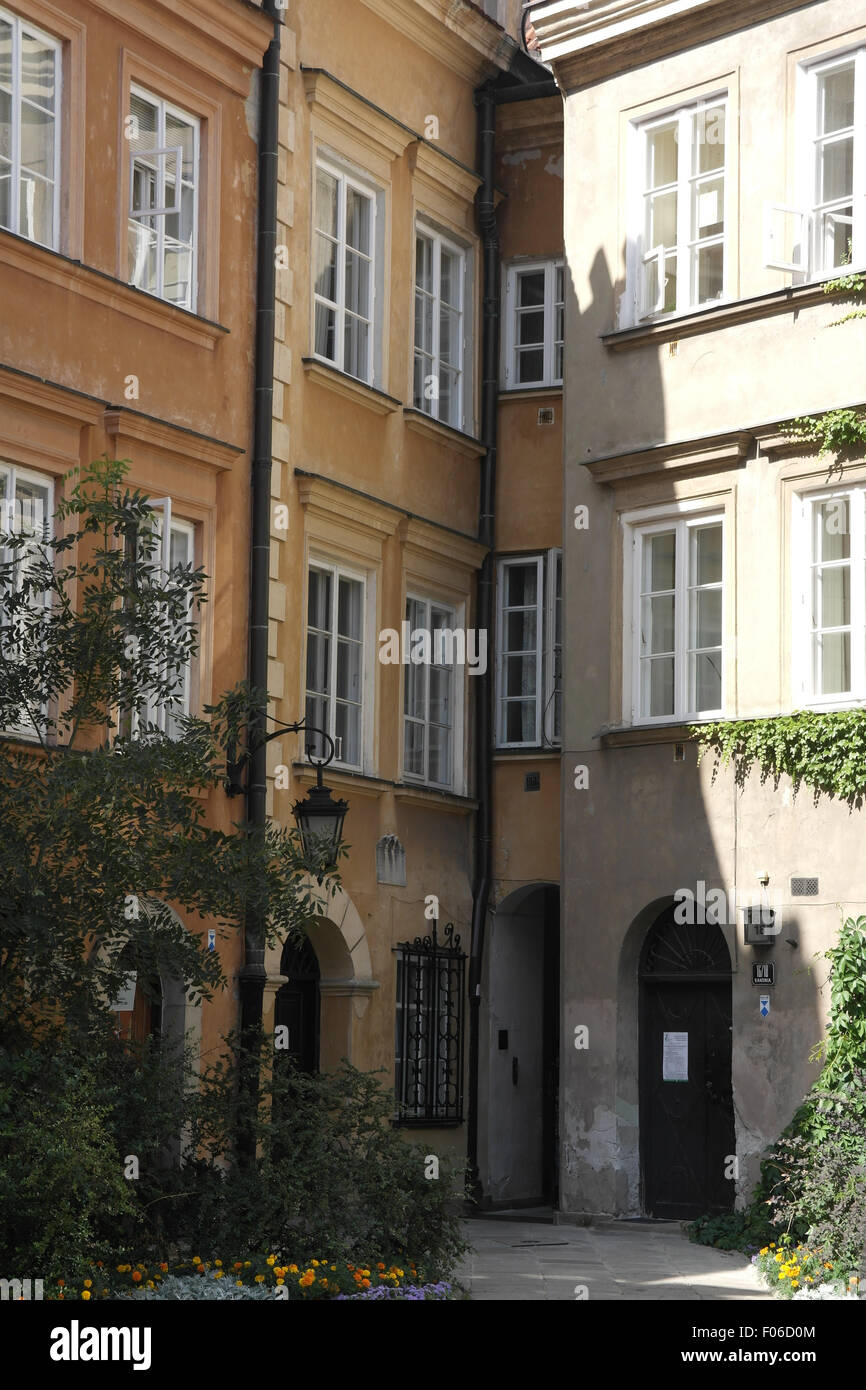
[263,884,378,1070]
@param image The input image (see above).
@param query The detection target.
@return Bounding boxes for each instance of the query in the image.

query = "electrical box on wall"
[743,905,777,947]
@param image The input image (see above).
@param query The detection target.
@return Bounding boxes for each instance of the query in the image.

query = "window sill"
[493,747,561,761]
[402,408,485,459]
[301,357,401,415]
[0,228,227,351]
[291,761,390,799]
[499,384,563,400]
[602,280,835,353]
[392,1116,464,1129]
[600,720,717,749]
[393,782,478,814]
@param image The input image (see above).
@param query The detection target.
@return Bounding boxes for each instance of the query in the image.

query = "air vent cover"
[791,877,818,897]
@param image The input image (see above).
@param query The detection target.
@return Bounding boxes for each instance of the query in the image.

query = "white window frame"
[502,260,564,389]
[622,506,725,725]
[303,557,369,773]
[135,498,196,737]
[127,84,200,312]
[312,156,377,385]
[0,459,53,739]
[0,5,62,250]
[495,550,561,748]
[792,485,866,708]
[628,94,729,325]
[402,591,464,792]
[413,221,467,429]
[793,48,866,280]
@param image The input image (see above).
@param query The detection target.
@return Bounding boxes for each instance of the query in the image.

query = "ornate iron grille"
[395,920,465,1125]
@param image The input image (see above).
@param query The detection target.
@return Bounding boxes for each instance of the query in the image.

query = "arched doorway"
[481,884,559,1207]
[639,903,735,1219]
[275,934,321,1073]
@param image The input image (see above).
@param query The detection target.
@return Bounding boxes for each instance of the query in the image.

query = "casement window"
[394,921,465,1125]
[496,550,561,747]
[403,594,460,789]
[127,87,199,311]
[313,159,375,383]
[0,460,52,737]
[632,97,727,321]
[133,499,196,739]
[626,514,723,723]
[304,561,364,770]
[413,225,466,429]
[768,51,866,278]
[794,487,866,704]
[503,261,563,388]
[0,7,61,249]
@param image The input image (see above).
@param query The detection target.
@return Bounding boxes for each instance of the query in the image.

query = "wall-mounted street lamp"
[225,716,348,868]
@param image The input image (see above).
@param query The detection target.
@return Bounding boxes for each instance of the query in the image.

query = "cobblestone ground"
[458,1217,772,1301]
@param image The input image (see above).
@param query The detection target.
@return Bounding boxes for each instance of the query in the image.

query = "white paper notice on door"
[663,1031,688,1082]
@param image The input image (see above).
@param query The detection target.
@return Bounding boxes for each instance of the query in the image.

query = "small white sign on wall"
[663,1031,689,1082]
[110,972,137,1012]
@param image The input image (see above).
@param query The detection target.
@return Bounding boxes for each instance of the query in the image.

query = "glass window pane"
[646,123,678,189]
[506,563,538,607]
[817,631,850,694]
[165,112,195,180]
[428,724,451,785]
[646,656,675,717]
[819,138,853,204]
[816,500,850,560]
[305,694,328,758]
[129,93,158,152]
[645,531,675,592]
[648,189,677,248]
[307,567,332,631]
[306,631,330,695]
[505,700,536,743]
[344,249,370,319]
[695,243,724,302]
[345,186,370,254]
[693,524,722,585]
[0,87,9,159]
[19,171,52,244]
[336,639,361,702]
[517,270,545,307]
[694,104,725,173]
[0,20,11,92]
[128,221,158,293]
[694,651,722,710]
[439,305,459,364]
[506,608,536,652]
[505,654,537,697]
[20,32,55,111]
[693,588,722,649]
[440,249,460,307]
[344,313,369,380]
[647,594,675,654]
[337,576,362,639]
[816,565,850,629]
[315,169,338,236]
[819,65,855,135]
[517,348,544,383]
[315,230,337,304]
[693,176,724,239]
[314,302,336,361]
[335,700,361,765]
[517,310,545,346]
[403,717,425,776]
[429,666,451,725]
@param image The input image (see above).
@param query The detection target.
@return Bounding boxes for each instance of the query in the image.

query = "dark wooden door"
[639,908,734,1219]
[275,935,320,1074]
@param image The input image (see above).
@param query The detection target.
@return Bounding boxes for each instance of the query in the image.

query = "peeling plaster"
[544,152,564,179]
[502,147,541,167]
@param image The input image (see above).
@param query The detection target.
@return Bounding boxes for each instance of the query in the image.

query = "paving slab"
[459,1217,772,1302]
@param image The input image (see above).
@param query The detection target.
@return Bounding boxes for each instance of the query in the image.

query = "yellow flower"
[83,1279,92,1289]
[215,1260,223,1268]
[254,1274,265,1284]
[312,1260,319,1267]
[759,1247,768,1256]
[276,1278,285,1287]
[81,1291,91,1301]
[244,1261,252,1268]
[289,1264,298,1273]
[267,1255,276,1266]
[330,1265,336,1272]
[214,1270,224,1280]
[236,1281,244,1288]
[192,1256,201,1265]
[146,1281,155,1290]
[791,1281,799,1290]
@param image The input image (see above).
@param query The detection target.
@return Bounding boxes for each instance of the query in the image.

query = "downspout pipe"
[238,0,281,1125]
[467,66,558,1208]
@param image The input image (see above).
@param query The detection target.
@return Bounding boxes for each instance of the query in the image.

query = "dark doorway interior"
[639,904,735,1220]
[275,933,320,1074]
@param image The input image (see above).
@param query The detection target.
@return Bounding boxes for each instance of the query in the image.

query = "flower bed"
[752,1240,861,1300]
[47,1254,457,1301]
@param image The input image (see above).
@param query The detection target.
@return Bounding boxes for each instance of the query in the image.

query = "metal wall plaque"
[752,961,775,986]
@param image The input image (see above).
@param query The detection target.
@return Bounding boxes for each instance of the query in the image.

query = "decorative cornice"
[409,142,482,229]
[295,474,401,540]
[402,407,485,459]
[357,0,517,82]
[84,0,273,93]
[301,357,402,415]
[530,0,811,90]
[585,429,751,482]
[303,69,416,164]
[602,281,833,352]
[103,409,243,471]
[496,96,563,154]
[398,514,488,571]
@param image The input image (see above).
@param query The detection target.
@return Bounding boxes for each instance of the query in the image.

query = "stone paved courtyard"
[459,1217,772,1301]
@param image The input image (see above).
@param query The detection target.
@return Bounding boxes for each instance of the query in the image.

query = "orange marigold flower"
[131,1271,142,1283]
[361,1278,371,1288]
[81,1291,91,1301]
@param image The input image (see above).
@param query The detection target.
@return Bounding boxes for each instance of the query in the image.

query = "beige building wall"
[534,0,866,1217]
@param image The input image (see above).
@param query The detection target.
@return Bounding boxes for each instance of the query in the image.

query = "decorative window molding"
[495,549,561,748]
[622,504,725,724]
[503,259,563,389]
[625,93,728,327]
[312,153,381,388]
[0,4,61,250]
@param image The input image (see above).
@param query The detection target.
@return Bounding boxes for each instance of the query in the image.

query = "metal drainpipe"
[238,0,281,1105]
[467,69,558,1209]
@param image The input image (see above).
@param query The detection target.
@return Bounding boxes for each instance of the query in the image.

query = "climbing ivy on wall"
[692,708,866,805]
